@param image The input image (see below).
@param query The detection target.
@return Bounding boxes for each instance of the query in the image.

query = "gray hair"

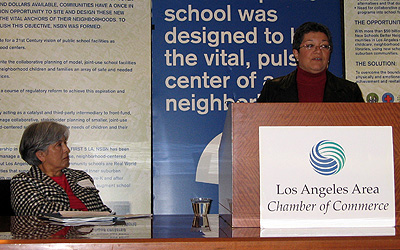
[19,121,70,166]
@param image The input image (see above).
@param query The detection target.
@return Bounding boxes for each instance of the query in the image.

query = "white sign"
[259,126,395,229]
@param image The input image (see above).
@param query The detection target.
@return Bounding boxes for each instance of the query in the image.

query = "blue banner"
[152,0,342,214]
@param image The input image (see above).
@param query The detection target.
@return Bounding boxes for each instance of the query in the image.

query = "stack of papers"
[40,211,152,226]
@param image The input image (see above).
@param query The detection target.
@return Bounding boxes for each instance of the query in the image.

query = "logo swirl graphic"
[309,140,346,176]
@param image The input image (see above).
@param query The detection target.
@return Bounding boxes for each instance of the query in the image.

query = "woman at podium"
[257,22,364,103]
[11,121,111,216]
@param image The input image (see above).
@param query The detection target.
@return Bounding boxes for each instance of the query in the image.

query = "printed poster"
[0,0,152,214]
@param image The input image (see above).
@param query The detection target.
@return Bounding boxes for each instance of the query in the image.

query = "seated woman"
[11,121,111,216]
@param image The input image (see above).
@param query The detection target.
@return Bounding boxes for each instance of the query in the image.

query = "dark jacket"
[11,165,111,216]
[257,69,364,102]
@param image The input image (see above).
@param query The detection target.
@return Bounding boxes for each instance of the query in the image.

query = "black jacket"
[257,69,364,102]
[11,166,111,216]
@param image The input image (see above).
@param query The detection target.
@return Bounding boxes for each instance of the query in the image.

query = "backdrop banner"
[152,0,343,214]
[0,0,152,214]
[344,0,400,103]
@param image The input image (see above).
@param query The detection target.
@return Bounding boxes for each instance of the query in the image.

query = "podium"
[219,103,400,228]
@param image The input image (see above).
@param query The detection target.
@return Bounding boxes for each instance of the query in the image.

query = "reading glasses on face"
[299,44,331,51]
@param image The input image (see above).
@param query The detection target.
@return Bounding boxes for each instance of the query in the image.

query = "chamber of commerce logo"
[309,140,346,176]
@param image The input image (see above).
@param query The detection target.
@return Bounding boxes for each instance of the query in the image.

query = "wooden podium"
[219,103,400,228]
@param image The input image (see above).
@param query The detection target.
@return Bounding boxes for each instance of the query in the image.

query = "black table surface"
[0,214,219,240]
[0,214,399,240]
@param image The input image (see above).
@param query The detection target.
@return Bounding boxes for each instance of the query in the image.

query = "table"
[1,215,400,249]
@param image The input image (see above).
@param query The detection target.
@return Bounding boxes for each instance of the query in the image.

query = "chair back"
[0,179,15,216]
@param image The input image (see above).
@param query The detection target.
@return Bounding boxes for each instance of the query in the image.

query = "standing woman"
[11,121,111,216]
[257,22,364,102]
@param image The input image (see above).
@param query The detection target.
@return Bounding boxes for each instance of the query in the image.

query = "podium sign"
[260,126,395,228]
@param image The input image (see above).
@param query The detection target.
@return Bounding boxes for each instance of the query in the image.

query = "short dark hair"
[292,22,333,52]
[19,121,69,166]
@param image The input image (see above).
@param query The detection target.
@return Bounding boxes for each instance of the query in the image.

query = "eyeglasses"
[299,44,331,51]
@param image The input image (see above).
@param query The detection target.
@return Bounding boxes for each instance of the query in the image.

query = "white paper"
[77,179,96,188]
